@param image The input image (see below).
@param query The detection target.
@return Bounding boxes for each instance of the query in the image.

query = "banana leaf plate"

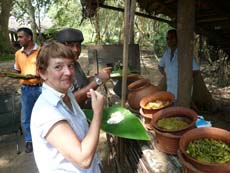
[110,68,138,78]
[0,71,39,79]
[83,105,150,141]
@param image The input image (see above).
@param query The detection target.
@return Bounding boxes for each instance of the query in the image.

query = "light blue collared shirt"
[159,48,200,99]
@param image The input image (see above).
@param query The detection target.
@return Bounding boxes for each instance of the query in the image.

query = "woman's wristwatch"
[94,75,102,86]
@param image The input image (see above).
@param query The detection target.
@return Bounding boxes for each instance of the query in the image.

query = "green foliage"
[135,15,171,56]
[10,0,171,57]
[0,54,14,62]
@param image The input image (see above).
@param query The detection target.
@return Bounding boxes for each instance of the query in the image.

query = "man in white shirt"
[158,29,200,100]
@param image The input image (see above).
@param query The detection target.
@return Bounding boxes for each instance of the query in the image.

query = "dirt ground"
[0,49,229,173]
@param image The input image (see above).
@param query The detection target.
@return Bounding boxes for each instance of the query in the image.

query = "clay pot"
[127,79,158,110]
[151,107,198,154]
[140,91,174,115]
[177,150,203,173]
[151,106,197,135]
[139,107,153,129]
[179,127,230,173]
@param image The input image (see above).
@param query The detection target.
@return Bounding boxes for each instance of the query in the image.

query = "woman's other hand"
[88,89,105,116]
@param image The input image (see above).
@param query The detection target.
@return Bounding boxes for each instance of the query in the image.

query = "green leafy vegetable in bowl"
[186,138,230,164]
[157,117,189,130]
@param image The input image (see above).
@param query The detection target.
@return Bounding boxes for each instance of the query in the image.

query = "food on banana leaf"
[186,138,230,164]
[157,117,189,130]
[144,100,170,109]
[107,111,124,124]
[1,71,38,79]
[110,68,128,78]
[83,105,150,140]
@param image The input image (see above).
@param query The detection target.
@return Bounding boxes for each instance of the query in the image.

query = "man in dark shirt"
[56,28,111,108]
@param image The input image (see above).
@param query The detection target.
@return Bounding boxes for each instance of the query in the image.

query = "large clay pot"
[127,79,158,110]
[151,107,198,154]
[179,127,230,173]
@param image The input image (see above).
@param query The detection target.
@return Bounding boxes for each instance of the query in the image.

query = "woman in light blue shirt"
[31,41,104,173]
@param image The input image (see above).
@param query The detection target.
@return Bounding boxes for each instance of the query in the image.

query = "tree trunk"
[192,72,215,111]
[0,0,13,55]
[25,0,37,42]
[158,73,214,111]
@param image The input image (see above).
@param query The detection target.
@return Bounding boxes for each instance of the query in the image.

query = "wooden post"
[118,0,130,169]
[121,0,131,107]
[129,0,136,44]
[119,0,136,170]
[177,0,195,107]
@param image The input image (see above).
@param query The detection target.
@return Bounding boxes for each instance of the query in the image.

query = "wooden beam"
[197,17,230,23]
[99,3,175,26]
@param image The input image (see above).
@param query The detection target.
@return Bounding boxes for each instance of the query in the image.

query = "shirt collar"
[21,43,39,55]
[42,83,69,106]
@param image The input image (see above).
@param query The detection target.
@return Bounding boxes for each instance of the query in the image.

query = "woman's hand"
[88,89,105,115]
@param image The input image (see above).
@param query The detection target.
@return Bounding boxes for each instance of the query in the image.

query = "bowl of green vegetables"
[179,127,230,173]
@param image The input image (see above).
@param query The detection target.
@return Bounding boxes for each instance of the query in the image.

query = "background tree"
[12,0,54,43]
[0,0,13,55]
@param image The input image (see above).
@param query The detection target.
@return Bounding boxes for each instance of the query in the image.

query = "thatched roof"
[8,16,53,33]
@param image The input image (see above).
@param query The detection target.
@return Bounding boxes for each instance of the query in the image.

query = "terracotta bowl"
[177,150,204,173]
[179,127,230,173]
[150,107,198,154]
[139,107,153,129]
[151,106,198,135]
[153,126,181,154]
[139,91,175,115]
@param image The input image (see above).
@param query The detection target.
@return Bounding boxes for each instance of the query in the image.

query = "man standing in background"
[158,29,200,101]
[14,27,42,153]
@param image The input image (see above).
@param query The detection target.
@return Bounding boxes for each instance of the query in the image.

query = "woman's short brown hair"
[37,41,76,73]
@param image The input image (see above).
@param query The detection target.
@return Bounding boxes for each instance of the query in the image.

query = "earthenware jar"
[127,79,158,110]
[151,106,198,154]
[179,127,230,173]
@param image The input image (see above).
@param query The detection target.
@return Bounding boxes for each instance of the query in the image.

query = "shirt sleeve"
[14,52,21,71]
[159,51,167,68]
[34,106,67,138]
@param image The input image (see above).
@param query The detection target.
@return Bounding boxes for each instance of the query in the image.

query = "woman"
[31,41,104,173]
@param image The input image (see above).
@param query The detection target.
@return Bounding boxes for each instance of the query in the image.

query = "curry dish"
[144,100,170,109]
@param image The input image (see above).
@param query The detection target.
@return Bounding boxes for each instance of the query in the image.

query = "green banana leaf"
[83,105,150,141]
[110,67,138,78]
[0,71,39,79]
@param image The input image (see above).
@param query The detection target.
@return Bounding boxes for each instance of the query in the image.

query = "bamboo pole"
[121,0,130,107]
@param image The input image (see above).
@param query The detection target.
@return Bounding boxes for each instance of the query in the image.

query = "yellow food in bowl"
[145,100,170,109]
